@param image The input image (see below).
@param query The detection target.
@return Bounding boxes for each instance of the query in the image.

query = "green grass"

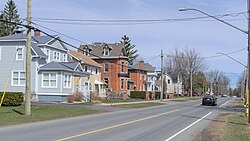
[229,100,245,108]
[112,102,163,108]
[0,105,103,126]
[222,113,250,141]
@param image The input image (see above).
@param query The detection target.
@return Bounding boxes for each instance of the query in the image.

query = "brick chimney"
[139,60,144,69]
[34,29,40,36]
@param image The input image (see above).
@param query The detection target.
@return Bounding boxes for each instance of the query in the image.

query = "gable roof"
[129,62,156,72]
[0,33,47,58]
[79,42,127,59]
[68,50,102,68]
[33,35,57,44]
[39,61,90,75]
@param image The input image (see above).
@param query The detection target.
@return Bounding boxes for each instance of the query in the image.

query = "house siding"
[0,42,37,93]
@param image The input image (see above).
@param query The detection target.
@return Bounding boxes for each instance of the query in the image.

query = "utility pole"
[190,67,192,97]
[160,49,164,101]
[247,0,250,123]
[25,0,32,116]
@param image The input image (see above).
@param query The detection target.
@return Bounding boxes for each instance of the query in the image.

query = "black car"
[202,95,217,106]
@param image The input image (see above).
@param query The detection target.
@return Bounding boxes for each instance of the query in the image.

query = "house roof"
[68,50,102,68]
[129,62,156,72]
[79,42,128,58]
[31,42,47,58]
[0,33,66,59]
[39,61,91,75]
[0,34,48,58]
[33,35,57,44]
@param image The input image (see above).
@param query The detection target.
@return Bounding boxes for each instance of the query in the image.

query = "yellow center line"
[56,109,179,141]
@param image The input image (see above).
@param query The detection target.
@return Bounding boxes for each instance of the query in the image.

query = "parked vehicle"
[202,95,217,106]
[221,94,228,97]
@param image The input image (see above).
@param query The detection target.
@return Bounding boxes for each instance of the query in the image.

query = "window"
[83,49,89,56]
[64,74,72,88]
[104,78,109,88]
[42,73,57,88]
[121,62,125,72]
[12,71,25,86]
[63,54,67,62]
[84,66,88,72]
[95,68,99,74]
[16,47,23,60]
[104,48,109,56]
[121,78,124,90]
[53,51,60,61]
[168,79,170,84]
[46,49,50,61]
[104,63,108,72]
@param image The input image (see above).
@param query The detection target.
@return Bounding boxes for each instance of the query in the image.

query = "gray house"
[0,33,90,102]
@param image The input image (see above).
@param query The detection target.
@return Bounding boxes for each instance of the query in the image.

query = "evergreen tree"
[0,0,23,37]
[120,35,139,65]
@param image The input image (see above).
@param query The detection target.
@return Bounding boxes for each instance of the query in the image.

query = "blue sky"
[1,0,247,88]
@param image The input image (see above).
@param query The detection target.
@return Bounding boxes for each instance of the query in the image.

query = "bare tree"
[164,48,207,94]
[205,69,230,95]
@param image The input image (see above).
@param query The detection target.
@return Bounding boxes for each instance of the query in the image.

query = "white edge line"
[165,111,212,141]
[219,100,229,107]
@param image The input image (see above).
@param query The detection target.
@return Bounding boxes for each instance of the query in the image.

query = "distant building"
[79,42,129,94]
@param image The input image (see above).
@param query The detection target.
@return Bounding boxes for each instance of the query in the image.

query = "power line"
[164,48,246,59]
[29,12,247,26]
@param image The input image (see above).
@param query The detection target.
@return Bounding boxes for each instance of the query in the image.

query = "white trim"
[37,93,69,96]
[35,59,39,93]
[46,49,51,62]
[16,46,24,60]
[60,71,63,93]
[52,51,60,61]
[41,72,58,88]
[0,47,1,61]
[11,70,25,86]
[63,73,72,88]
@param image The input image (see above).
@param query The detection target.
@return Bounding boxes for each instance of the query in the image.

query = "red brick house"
[78,42,129,93]
[128,61,148,91]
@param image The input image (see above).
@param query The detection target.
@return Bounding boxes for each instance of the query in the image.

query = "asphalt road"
[0,97,233,141]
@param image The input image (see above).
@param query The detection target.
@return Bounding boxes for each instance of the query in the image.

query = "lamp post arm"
[181,8,248,34]
[217,52,247,68]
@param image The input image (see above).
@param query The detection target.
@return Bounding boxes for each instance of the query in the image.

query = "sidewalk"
[98,97,199,106]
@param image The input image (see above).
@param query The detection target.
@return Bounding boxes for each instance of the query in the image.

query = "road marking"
[164,111,212,141]
[219,100,229,107]
[56,109,179,141]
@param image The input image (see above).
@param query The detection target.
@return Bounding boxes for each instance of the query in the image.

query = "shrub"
[74,92,83,102]
[130,91,146,99]
[155,92,166,99]
[0,92,23,106]
[67,94,74,103]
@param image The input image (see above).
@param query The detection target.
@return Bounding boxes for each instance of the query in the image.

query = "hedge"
[0,92,24,106]
[130,91,146,99]
[155,92,166,99]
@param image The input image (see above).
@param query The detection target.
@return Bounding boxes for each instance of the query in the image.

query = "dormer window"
[83,49,89,56]
[104,48,109,56]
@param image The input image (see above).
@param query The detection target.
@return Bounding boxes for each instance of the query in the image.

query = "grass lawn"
[170,99,189,102]
[0,105,103,126]
[112,102,164,108]
[229,100,245,108]
[222,113,250,141]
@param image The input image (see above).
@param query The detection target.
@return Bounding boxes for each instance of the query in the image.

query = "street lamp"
[179,6,250,124]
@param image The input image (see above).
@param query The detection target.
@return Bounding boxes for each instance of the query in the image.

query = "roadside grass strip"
[222,113,250,141]
[0,105,103,126]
